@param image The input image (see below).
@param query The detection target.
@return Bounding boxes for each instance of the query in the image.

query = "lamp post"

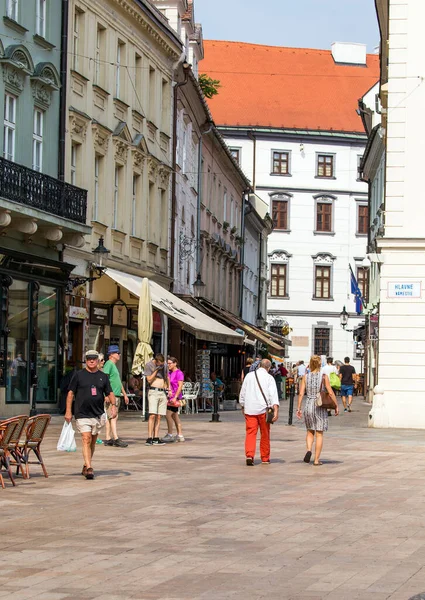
[192,272,206,299]
[339,305,354,333]
[67,236,110,291]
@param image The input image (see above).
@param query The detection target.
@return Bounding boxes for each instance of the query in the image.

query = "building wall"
[199,131,246,315]
[0,0,62,176]
[242,223,259,324]
[64,0,181,282]
[225,133,368,364]
[374,0,425,427]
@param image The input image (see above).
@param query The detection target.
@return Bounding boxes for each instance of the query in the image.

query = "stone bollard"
[368,384,388,428]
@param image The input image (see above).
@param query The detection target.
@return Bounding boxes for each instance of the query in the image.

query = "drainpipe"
[195,121,213,279]
[58,0,69,181]
[238,191,248,318]
[170,62,190,290]
[257,231,263,324]
[247,131,257,192]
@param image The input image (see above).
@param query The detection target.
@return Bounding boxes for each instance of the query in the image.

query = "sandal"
[85,467,94,479]
[81,465,87,476]
[313,462,323,466]
[303,451,312,463]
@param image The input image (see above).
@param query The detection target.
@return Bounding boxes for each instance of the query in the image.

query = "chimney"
[331,42,367,66]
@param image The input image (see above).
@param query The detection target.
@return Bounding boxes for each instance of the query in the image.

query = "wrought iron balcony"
[0,156,87,224]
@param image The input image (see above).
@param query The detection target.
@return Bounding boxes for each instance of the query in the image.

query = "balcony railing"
[0,157,87,224]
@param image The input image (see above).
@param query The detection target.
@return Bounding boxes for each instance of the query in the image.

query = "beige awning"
[105,269,244,345]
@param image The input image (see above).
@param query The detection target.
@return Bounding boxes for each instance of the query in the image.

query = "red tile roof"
[201,41,379,133]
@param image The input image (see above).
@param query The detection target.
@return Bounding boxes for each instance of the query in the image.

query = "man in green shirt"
[103,345,129,447]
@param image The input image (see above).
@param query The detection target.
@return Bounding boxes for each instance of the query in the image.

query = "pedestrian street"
[3,402,425,600]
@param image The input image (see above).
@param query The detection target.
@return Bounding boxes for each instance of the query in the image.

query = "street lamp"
[67,236,110,291]
[192,272,206,299]
[340,306,349,330]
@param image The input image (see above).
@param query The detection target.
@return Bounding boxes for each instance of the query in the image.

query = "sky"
[195,0,379,54]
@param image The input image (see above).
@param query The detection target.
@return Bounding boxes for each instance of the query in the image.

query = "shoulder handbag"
[315,375,337,410]
[254,370,275,424]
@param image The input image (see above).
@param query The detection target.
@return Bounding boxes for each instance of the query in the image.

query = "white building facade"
[202,41,380,364]
[363,0,425,428]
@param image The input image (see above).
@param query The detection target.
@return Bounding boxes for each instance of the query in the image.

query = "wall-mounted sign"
[69,305,88,320]
[387,282,421,299]
[112,303,128,326]
[90,303,111,325]
[128,308,138,330]
[291,336,309,347]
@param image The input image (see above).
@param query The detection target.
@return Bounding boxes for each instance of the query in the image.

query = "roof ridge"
[204,39,378,57]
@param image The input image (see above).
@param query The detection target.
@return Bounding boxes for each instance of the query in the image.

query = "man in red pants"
[239,358,279,466]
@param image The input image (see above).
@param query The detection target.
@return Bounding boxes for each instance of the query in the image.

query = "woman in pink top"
[161,357,185,442]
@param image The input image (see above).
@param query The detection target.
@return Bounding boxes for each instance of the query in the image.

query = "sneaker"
[145,437,153,445]
[103,439,114,446]
[246,457,254,466]
[261,460,271,465]
[113,438,128,448]
[96,438,103,445]
[344,408,348,412]
[153,437,166,445]
[176,435,185,442]
[161,433,175,443]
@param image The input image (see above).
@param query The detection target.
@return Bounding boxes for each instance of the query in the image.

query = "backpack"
[329,372,341,389]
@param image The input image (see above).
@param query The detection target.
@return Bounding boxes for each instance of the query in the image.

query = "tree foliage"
[199,73,221,99]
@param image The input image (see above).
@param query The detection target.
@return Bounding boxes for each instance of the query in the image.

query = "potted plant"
[223,221,230,232]
[230,226,237,235]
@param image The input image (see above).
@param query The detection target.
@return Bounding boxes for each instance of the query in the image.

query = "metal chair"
[17,414,51,479]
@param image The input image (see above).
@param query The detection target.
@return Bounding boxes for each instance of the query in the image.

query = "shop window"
[7,279,29,404]
[36,285,57,403]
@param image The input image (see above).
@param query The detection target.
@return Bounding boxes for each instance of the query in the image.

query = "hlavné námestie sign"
[387,282,422,298]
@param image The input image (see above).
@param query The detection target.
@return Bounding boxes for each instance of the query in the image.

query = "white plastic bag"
[57,422,77,452]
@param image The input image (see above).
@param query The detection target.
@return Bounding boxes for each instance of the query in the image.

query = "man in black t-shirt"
[65,350,116,479]
[339,356,356,413]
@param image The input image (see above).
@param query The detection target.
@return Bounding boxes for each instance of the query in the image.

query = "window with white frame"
[182,125,187,174]
[93,155,101,221]
[113,166,119,229]
[3,93,16,162]
[116,41,122,98]
[223,188,227,223]
[36,0,46,37]
[70,143,78,185]
[32,109,43,172]
[72,9,80,71]
[7,0,18,21]
[131,174,139,237]
[94,24,106,86]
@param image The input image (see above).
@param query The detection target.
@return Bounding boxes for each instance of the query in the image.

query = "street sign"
[387,282,421,298]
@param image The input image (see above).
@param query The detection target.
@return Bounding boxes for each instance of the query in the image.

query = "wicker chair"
[0,419,19,488]
[18,414,51,479]
[2,415,29,478]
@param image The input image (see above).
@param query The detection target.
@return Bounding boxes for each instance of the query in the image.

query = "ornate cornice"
[111,0,181,61]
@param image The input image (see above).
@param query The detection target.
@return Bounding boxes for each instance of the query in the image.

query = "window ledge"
[270,172,292,177]
[92,84,110,97]
[130,235,145,242]
[113,97,130,109]
[355,233,368,238]
[3,16,28,34]
[315,176,337,180]
[269,295,290,299]
[33,34,55,50]
[90,219,108,228]
[70,69,89,82]
[273,228,291,233]
[111,228,126,236]
[314,231,335,236]
[312,297,334,301]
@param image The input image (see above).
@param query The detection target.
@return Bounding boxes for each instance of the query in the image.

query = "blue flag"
[349,265,363,315]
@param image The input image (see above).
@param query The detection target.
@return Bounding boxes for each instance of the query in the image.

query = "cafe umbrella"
[131,277,154,416]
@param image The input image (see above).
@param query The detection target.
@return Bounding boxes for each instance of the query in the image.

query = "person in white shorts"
[65,350,116,479]
[144,353,168,446]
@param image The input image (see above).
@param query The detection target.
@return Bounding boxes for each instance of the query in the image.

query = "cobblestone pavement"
[3,398,425,600]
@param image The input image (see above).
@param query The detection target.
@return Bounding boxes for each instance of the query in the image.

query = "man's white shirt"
[239,368,279,415]
[321,365,337,377]
[297,364,306,377]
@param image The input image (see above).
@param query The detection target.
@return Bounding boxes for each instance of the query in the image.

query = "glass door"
[7,279,29,403]
[36,285,58,403]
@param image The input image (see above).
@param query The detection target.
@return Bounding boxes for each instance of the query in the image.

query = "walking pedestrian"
[103,345,129,447]
[339,356,356,412]
[144,353,168,445]
[241,357,253,382]
[297,360,306,393]
[296,355,338,466]
[65,350,116,479]
[239,358,279,466]
[162,357,185,443]
[279,363,288,400]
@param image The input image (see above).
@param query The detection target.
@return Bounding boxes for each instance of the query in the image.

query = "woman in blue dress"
[296,355,338,465]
